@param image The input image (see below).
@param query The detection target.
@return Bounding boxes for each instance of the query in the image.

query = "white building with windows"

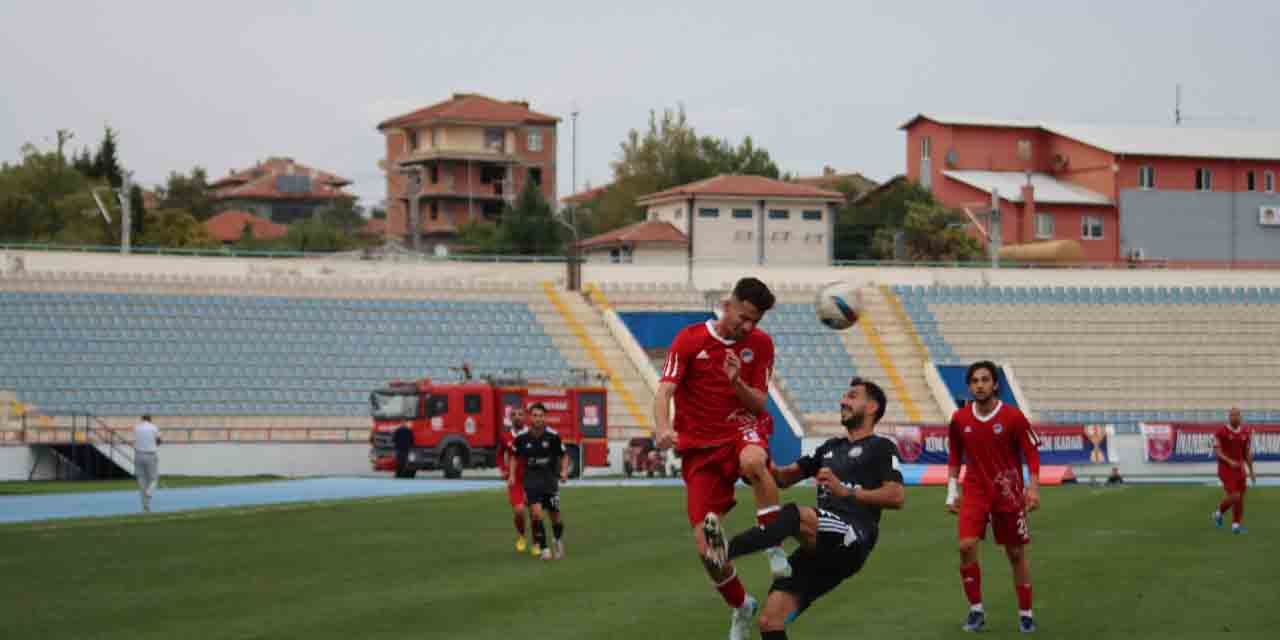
[604,174,844,266]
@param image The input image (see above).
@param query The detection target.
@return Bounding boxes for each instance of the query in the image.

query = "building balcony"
[396,145,521,166]
[414,176,517,201]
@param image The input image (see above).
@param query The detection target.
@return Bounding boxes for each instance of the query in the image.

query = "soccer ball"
[815,281,864,330]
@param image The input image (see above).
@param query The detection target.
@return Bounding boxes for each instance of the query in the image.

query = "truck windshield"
[370,391,420,420]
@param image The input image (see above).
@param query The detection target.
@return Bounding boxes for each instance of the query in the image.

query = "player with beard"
[500,406,531,553]
[946,361,1041,633]
[701,377,904,640]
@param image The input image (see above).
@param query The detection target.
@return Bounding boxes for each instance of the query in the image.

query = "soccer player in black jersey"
[703,377,906,640]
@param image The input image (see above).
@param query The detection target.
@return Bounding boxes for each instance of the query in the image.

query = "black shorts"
[770,509,874,614]
[524,488,561,513]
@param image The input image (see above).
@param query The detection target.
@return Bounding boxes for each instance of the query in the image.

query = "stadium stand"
[892,284,1280,431]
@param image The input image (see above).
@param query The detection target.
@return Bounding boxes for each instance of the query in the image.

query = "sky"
[2,0,1278,208]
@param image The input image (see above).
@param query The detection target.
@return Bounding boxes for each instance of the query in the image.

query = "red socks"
[1016,583,1033,612]
[714,570,747,609]
[514,514,526,535]
[960,563,983,606]
[1232,498,1244,525]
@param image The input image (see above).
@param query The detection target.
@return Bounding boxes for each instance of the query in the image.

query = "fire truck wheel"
[442,444,466,479]
[394,465,417,479]
[565,445,582,479]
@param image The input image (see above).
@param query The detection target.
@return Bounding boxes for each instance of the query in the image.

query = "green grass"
[1,485,1277,639]
[0,475,284,496]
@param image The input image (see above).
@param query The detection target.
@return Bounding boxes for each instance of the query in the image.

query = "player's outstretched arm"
[653,382,678,450]
[771,463,809,489]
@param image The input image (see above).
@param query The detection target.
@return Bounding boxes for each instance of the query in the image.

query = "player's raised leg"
[738,438,791,577]
[695,515,758,640]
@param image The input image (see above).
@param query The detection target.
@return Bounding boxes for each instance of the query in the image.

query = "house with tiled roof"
[574,219,688,264]
[203,210,289,244]
[794,166,878,201]
[209,157,353,225]
[631,174,843,265]
[377,93,559,251]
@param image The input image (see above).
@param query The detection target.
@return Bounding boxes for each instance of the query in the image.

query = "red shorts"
[1219,470,1248,494]
[958,497,1031,546]
[680,428,770,527]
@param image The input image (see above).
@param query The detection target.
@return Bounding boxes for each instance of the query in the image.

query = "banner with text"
[885,424,1109,465]
[1140,423,1280,463]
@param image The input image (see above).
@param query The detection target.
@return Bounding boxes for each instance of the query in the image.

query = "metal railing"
[0,419,370,447]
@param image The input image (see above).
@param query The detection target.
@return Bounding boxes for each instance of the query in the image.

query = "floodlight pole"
[119,171,132,254]
[988,188,1001,268]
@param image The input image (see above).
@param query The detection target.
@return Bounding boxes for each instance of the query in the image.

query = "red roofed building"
[209,157,353,225]
[575,219,688,264]
[204,210,289,244]
[377,93,559,250]
[635,174,843,265]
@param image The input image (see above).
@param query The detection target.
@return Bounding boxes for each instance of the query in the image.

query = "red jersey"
[498,426,526,475]
[1215,425,1251,476]
[660,320,774,450]
[947,401,1040,512]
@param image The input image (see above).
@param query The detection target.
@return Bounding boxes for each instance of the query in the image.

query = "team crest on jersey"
[848,446,863,458]
[993,423,1004,435]
[740,348,754,363]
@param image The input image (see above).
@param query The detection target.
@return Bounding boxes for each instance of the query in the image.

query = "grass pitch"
[1,484,1276,639]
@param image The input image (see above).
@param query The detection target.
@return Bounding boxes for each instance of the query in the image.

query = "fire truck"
[368,376,609,479]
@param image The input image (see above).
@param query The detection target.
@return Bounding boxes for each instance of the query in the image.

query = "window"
[732,209,754,219]
[527,130,543,152]
[426,395,448,417]
[1247,171,1256,192]
[804,233,825,244]
[1195,168,1213,191]
[429,165,439,184]
[407,129,419,151]
[609,247,633,263]
[770,231,790,243]
[768,209,789,219]
[1035,213,1054,239]
[802,210,822,221]
[698,208,720,218]
[1082,215,1104,240]
[675,208,684,219]
[921,136,932,159]
[464,394,482,414]
[733,230,753,242]
[485,128,504,151]
[1017,139,1032,160]
[528,167,542,186]
[1267,171,1276,193]
[481,201,502,217]
[1138,166,1155,189]
[430,201,439,221]
[430,128,438,147]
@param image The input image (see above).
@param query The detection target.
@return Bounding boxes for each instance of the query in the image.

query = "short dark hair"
[849,377,887,424]
[141,414,152,421]
[732,277,775,313]
[966,360,1001,388]
[528,402,547,414]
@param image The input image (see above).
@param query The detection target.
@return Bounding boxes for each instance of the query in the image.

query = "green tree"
[455,220,502,254]
[157,167,213,220]
[581,105,783,236]
[90,126,123,188]
[137,207,218,249]
[0,141,113,243]
[870,200,984,262]
[129,184,146,238]
[834,180,934,261]
[320,196,363,235]
[283,216,354,253]
[497,180,563,255]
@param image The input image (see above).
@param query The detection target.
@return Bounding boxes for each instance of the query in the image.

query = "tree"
[581,105,783,236]
[90,126,123,188]
[497,179,563,255]
[0,140,112,243]
[137,208,218,249]
[129,184,146,237]
[319,196,363,235]
[834,180,934,261]
[870,200,984,262]
[283,216,354,253]
[157,167,213,220]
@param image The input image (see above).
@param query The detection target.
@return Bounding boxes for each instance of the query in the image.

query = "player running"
[703,377,905,640]
[500,406,531,553]
[946,361,1041,634]
[654,276,784,640]
[513,403,569,560]
[1212,407,1255,534]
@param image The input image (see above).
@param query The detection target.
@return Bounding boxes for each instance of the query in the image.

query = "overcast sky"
[3,0,1277,208]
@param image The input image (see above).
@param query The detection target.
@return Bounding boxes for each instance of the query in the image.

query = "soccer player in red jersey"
[945,361,1041,634]
[500,406,531,554]
[654,277,783,640]
[1212,407,1255,534]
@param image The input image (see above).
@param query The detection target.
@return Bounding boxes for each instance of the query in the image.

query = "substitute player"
[654,276,783,640]
[513,403,569,560]
[946,361,1041,633]
[500,406,531,553]
[703,377,904,640]
[1212,407,1255,534]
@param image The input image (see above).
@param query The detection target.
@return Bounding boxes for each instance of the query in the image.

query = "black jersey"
[795,434,904,534]
[513,428,564,493]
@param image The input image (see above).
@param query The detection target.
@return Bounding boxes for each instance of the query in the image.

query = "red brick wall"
[1116,156,1280,192]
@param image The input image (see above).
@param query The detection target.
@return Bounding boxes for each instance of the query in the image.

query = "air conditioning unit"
[1130,247,1146,260]
[945,149,958,168]
[1051,154,1069,172]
